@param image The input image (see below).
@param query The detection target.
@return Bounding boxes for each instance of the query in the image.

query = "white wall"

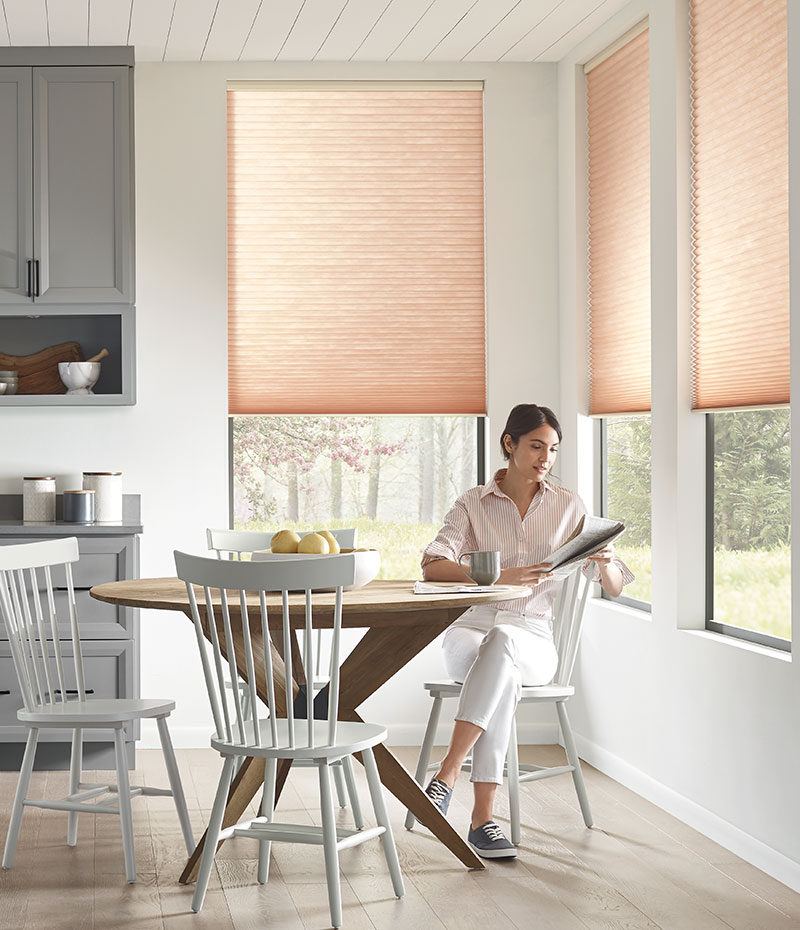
[558,0,800,891]
[0,61,560,749]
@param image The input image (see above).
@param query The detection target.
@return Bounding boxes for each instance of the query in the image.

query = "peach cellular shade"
[690,0,789,410]
[227,87,486,415]
[586,28,651,416]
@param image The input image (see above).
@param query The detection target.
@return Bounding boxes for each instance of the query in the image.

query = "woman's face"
[505,425,560,481]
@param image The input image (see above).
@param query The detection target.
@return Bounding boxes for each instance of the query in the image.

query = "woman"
[421,404,633,859]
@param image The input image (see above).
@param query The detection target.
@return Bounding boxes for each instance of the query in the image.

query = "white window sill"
[681,628,792,662]
[589,596,652,622]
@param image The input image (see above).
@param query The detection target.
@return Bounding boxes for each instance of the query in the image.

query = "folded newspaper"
[413,582,526,595]
[544,514,625,576]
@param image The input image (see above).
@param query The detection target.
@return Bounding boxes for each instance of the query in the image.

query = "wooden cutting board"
[0,341,84,394]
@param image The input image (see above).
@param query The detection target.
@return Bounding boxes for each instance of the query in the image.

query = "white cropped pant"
[442,608,558,785]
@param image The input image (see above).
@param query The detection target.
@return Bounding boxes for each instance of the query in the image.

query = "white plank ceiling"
[0,0,631,62]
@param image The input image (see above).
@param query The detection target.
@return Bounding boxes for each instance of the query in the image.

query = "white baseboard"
[574,732,800,894]
[139,721,560,750]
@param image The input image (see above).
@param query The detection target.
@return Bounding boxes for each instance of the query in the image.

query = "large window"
[231,415,482,579]
[601,417,652,607]
[707,409,790,648]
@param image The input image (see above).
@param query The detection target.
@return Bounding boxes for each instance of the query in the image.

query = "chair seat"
[423,679,575,701]
[211,718,387,760]
[18,697,175,726]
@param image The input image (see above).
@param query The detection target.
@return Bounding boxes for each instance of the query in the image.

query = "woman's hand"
[498,563,553,587]
[585,543,615,566]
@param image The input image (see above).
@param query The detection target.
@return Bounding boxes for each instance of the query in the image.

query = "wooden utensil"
[0,341,83,394]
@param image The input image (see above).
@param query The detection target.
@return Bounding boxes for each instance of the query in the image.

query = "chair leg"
[506,715,521,846]
[113,727,136,883]
[341,755,364,830]
[405,694,442,830]
[332,761,348,808]
[67,727,82,847]
[362,747,405,899]
[318,761,343,929]
[257,757,277,885]
[556,701,593,828]
[193,755,236,914]
[2,728,39,870]
[156,716,194,855]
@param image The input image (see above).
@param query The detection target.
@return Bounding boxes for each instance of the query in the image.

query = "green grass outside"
[239,520,791,643]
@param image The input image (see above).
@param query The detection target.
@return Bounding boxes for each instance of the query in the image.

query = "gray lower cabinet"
[0,494,142,768]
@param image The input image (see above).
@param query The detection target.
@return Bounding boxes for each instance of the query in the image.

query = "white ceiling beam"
[48,0,89,46]
[238,0,304,61]
[4,0,49,45]
[88,0,131,46]
[314,0,392,61]
[128,0,177,60]
[276,0,348,60]
[424,0,520,61]
[389,0,482,60]
[203,0,260,61]
[163,0,218,61]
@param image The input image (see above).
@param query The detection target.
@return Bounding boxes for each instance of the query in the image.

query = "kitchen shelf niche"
[0,310,136,406]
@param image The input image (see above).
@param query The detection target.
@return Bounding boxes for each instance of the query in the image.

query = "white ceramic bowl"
[0,383,6,395]
[251,549,381,590]
[59,361,100,395]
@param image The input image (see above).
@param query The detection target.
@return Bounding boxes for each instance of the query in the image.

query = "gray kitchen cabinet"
[33,67,133,304]
[0,494,142,769]
[0,68,33,304]
[0,63,133,305]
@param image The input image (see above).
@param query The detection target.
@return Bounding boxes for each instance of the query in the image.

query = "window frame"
[598,417,652,612]
[228,414,487,532]
[704,412,791,652]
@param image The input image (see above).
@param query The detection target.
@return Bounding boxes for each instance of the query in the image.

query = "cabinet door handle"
[54,689,95,696]
[0,690,10,696]
[26,259,32,298]
[33,259,40,297]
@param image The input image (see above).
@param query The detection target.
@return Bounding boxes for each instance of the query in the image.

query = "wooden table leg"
[354,740,483,870]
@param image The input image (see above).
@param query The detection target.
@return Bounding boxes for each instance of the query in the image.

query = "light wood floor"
[1,745,798,930]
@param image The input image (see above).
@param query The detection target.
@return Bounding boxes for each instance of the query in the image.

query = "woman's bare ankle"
[434,766,457,788]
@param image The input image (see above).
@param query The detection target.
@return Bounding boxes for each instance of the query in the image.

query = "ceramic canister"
[82,472,123,523]
[63,489,95,524]
[23,477,56,522]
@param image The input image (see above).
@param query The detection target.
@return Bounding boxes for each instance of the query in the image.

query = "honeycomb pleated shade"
[586,27,651,416]
[227,86,486,415]
[690,0,789,410]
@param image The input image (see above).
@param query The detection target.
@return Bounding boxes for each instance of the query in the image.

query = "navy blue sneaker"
[424,777,453,816]
[467,821,517,859]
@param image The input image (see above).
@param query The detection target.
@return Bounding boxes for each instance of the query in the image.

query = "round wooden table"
[90,578,530,877]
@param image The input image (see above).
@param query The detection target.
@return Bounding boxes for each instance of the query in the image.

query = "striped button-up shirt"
[422,469,634,621]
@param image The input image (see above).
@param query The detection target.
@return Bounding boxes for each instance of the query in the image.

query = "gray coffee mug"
[459,550,501,585]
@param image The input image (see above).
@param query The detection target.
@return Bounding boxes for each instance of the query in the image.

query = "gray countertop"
[0,493,142,535]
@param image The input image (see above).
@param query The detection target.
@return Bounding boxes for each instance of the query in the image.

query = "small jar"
[0,371,19,395]
[63,489,95,524]
[83,471,123,523]
[23,477,56,522]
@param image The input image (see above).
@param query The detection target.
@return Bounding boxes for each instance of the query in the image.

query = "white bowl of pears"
[251,529,381,590]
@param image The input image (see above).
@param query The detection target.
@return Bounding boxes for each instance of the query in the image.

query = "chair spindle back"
[0,538,85,711]
[552,566,592,687]
[174,550,356,750]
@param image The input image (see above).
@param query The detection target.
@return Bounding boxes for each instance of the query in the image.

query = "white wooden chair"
[206,527,362,822]
[0,538,193,883]
[405,566,593,844]
[175,549,404,929]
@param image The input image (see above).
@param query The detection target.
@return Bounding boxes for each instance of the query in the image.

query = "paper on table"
[413,581,527,596]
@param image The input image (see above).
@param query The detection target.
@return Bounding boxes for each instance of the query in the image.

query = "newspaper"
[544,515,625,576]
[413,581,529,596]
